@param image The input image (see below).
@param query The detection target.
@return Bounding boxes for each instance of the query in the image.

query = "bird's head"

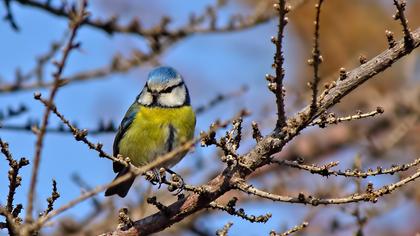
[137,66,190,107]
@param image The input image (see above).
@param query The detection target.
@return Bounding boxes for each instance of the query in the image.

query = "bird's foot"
[165,169,185,195]
[145,168,165,188]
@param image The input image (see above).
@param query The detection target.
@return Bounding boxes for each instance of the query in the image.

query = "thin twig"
[209,199,271,223]
[0,140,28,235]
[216,222,233,236]
[393,0,414,48]
[42,179,60,216]
[24,0,88,224]
[270,222,308,236]
[273,158,420,178]
[309,107,384,127]
[273,0,289,131]
[309,0,324,115]
[2,0,19,31]
[235,169,420,205]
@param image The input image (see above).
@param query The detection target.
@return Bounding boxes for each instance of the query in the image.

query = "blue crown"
[147,66,181,85]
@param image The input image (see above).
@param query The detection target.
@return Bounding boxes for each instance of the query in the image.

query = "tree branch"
[272,158,420,178]
[236,169,419,205]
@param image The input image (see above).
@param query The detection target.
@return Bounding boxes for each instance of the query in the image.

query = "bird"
[105,66,196,198]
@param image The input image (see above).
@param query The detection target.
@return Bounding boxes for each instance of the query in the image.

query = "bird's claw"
[146,169,165,189]
[165,169,185,195]
[145,168,184,194]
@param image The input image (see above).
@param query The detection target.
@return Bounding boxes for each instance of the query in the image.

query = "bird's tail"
[104,167,136,198]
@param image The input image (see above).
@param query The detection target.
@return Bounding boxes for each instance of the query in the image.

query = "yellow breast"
[118,105,195,167]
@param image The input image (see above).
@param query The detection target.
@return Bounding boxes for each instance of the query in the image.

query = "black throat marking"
[166,124,176,152]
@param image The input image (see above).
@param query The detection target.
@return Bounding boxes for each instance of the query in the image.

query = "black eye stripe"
[146,81,184,94]
[161,81,184,94]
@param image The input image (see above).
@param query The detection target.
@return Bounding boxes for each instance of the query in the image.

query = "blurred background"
[0,0,419,235]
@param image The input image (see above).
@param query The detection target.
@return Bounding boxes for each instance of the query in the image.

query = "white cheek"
[137,91,153,105]
[158,86,186,107]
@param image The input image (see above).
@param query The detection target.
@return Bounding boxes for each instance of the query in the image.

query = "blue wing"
[112,102,140,173]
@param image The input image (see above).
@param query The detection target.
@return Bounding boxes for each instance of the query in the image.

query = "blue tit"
[105,66,196,197]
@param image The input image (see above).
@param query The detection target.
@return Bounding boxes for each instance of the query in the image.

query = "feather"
[104,166,135,197]
[112,102,140,173]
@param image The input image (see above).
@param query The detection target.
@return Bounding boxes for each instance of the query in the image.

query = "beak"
[151,91,159,98]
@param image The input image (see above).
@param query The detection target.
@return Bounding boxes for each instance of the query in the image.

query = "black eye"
[160,81,184,94]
